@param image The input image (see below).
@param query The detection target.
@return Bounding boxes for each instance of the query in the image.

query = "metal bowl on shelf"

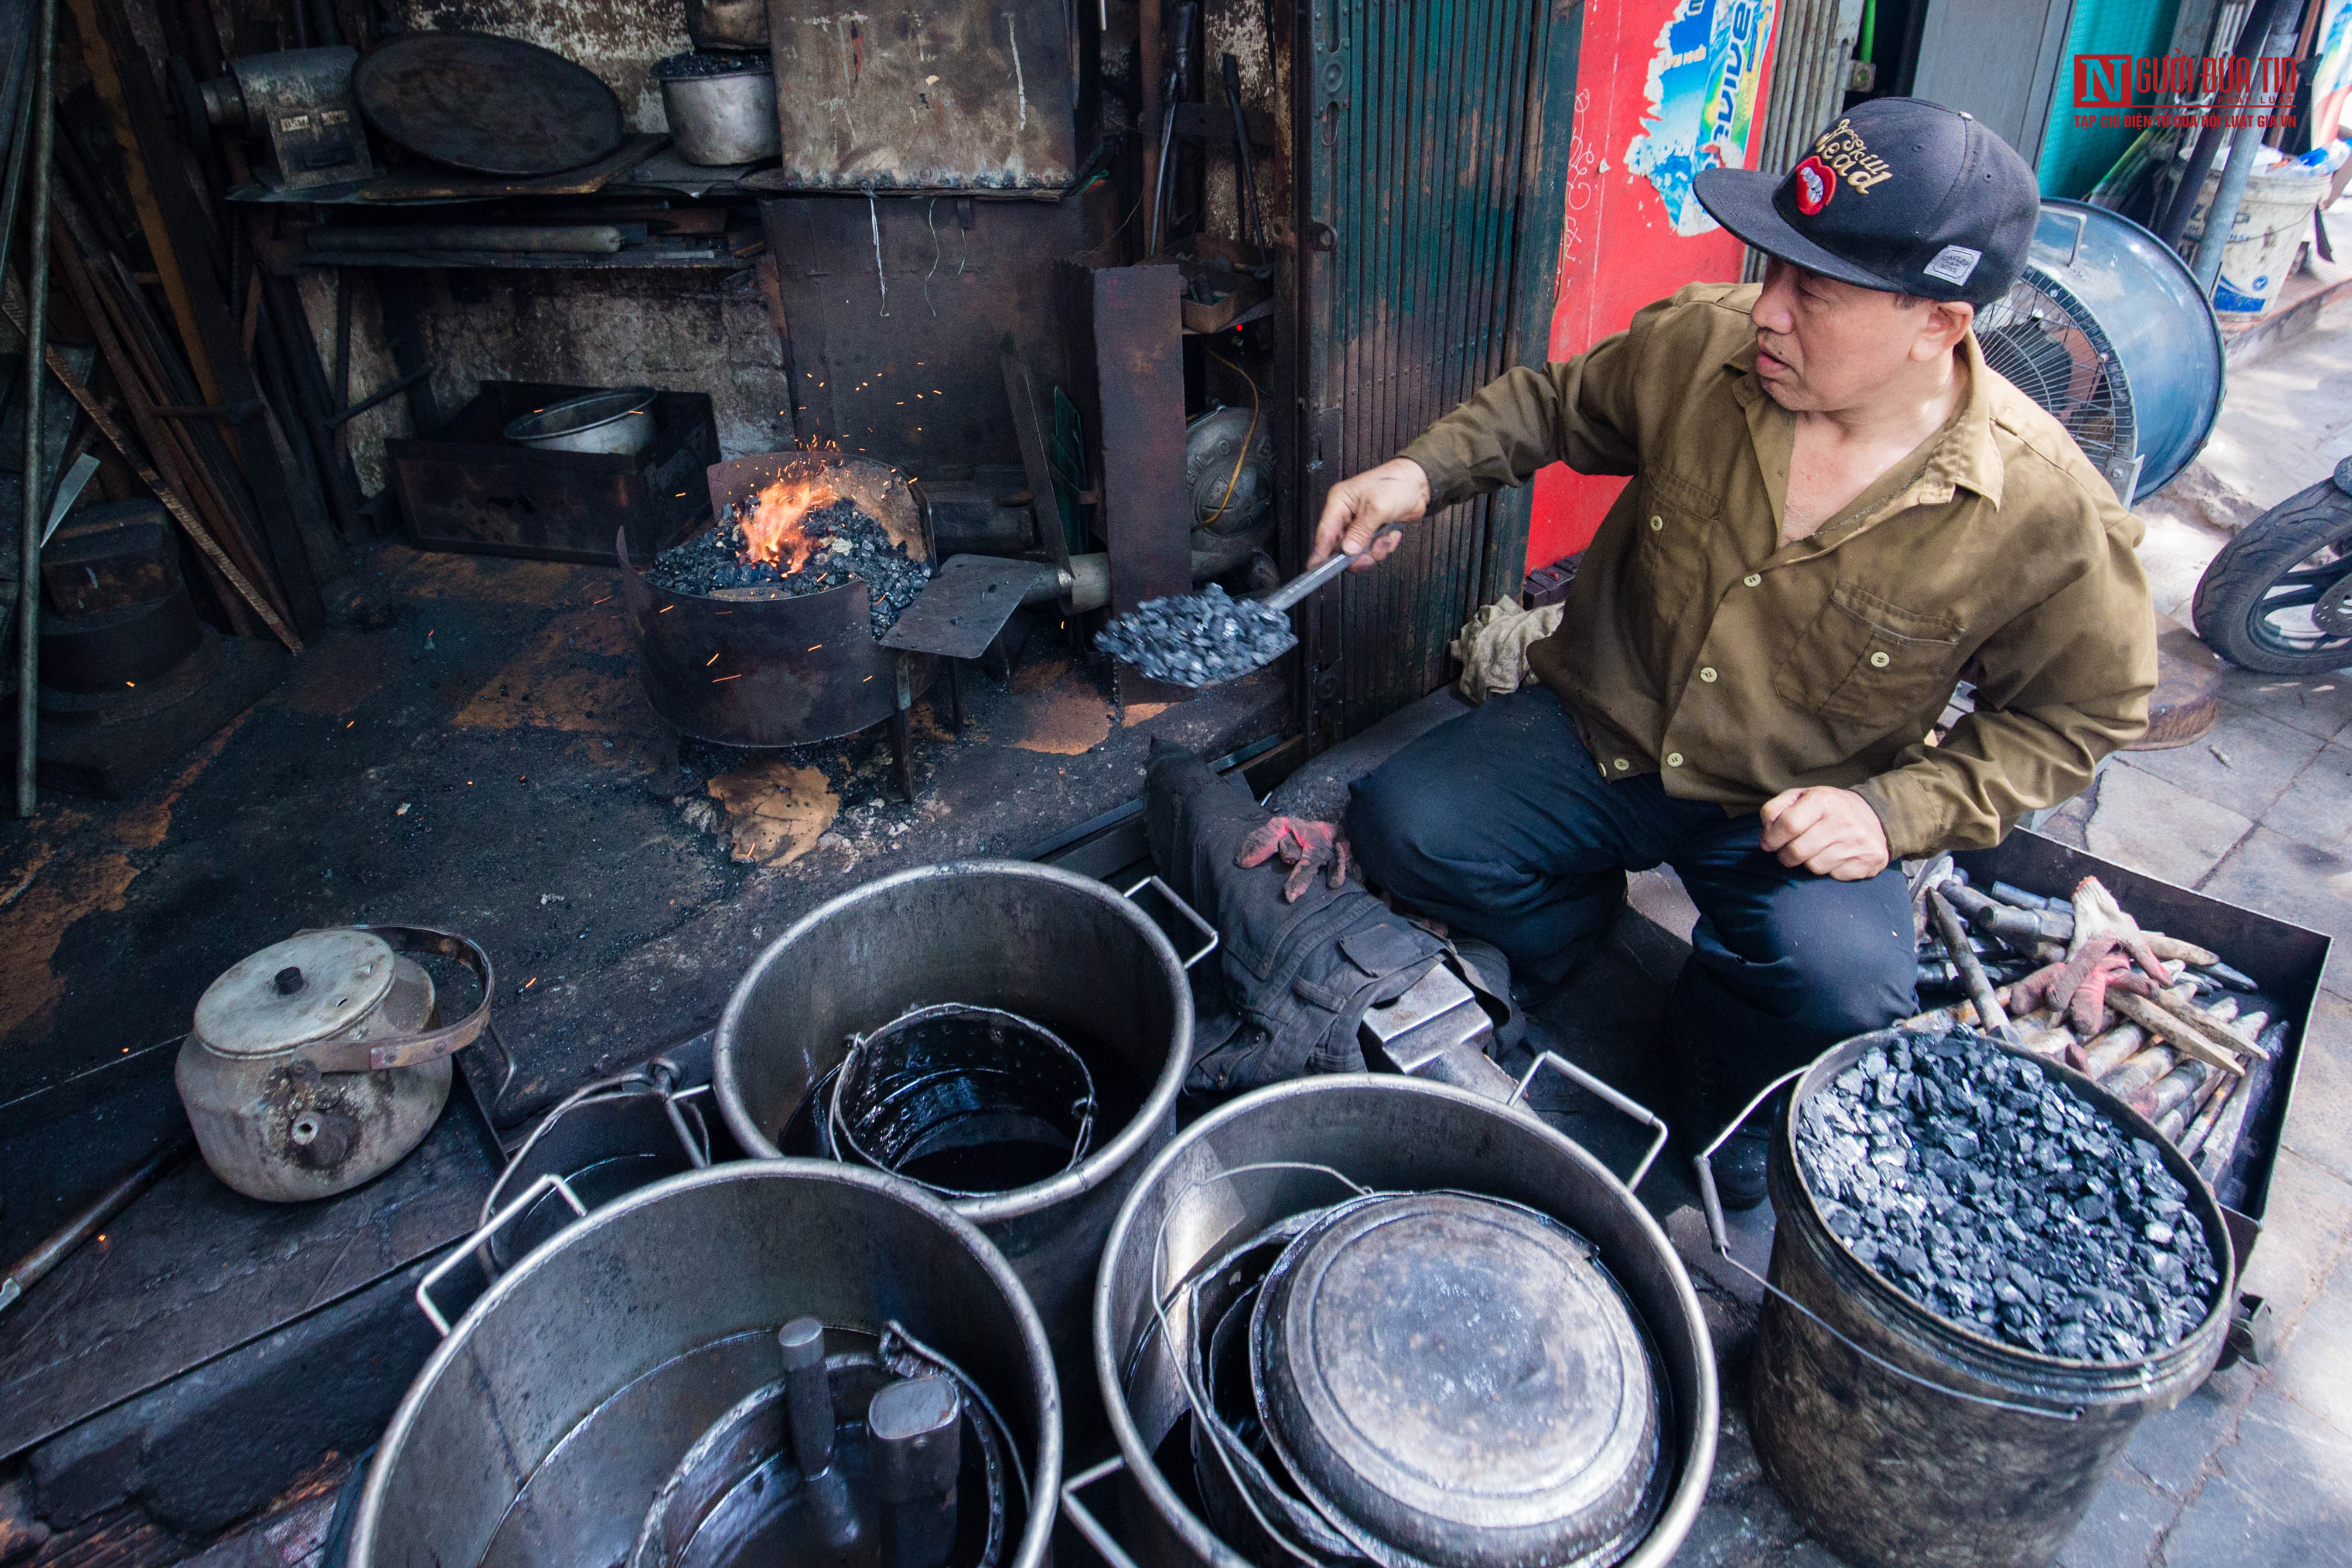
[504,387,658,456]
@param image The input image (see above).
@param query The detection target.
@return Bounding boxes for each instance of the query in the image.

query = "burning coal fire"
[645,466,933,640]
[740,476,839,576]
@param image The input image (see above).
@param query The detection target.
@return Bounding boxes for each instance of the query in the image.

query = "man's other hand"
[1310,459,1430,572]
[1759,787,1890,880]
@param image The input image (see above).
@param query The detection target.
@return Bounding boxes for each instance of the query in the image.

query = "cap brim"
[1691,168,1903,294]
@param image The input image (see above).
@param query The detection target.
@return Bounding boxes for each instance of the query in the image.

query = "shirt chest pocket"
[1774,579,1965,724]
[1627,469,1719,628]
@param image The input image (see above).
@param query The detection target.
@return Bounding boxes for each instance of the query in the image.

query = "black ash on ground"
[1094,583,1293,687]
[1796,1029,2219,1362]
[646,500,931,640]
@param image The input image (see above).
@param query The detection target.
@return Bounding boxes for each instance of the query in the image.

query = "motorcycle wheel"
[2190,460,2352,675]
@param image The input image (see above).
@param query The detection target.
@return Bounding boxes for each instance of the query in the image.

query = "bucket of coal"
[1716,1024,2236,1568]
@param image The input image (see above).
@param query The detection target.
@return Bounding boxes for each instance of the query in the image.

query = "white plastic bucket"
[2172,160,2329,323]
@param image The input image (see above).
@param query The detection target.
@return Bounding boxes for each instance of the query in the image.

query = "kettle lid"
[194,929,399,1057]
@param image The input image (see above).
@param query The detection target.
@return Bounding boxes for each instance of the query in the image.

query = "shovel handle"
[1266,530,1402,613]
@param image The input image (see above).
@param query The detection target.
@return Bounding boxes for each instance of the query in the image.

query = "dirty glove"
[1237,816,1351,902]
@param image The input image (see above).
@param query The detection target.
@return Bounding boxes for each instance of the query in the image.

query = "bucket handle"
[1124,874,1221,970]
[415,1172,586,1336]
[1061,1456,1146,1568]
[1693,1070,2082,1422]
[477,1058,711,1264]
[1508,1050,1670,1191]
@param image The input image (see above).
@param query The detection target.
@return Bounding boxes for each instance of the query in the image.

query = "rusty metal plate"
[880,555,1053,660]
[355,32,623,176]
[762,0,1077,189]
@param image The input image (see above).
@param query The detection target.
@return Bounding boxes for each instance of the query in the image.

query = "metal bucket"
[350,1162,1059,1568]
[1731,1027,2235,1568]
[714,861,1208,1367]
[658,66,780,166]
[1077,1076,1718,1568]
[504,387,657,456]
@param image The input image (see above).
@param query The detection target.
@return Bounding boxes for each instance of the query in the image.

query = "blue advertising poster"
[1626,0,1780,236]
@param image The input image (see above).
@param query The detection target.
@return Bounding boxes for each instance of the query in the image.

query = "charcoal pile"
[1095,583,1293,686]
[647,499,932,639]
[1797,1029,2219,1361]
[1912,869,2287,1195]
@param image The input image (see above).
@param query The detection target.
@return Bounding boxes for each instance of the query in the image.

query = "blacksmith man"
[1313,99,2157,1204]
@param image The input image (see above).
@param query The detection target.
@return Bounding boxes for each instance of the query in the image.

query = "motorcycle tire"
[2190,463,2352,675]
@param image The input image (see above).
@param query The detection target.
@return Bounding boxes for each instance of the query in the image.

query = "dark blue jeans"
[1347,688,1917,1098]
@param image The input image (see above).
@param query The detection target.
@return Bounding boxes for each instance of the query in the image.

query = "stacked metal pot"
[352,860,1719,1568]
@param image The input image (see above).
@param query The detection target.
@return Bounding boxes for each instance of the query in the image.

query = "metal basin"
[350,1162,1059,1568]
[1082,1077,1716,1568]
[504,387,657,456]
[658,64,780,166]
[714,861,1197,1374]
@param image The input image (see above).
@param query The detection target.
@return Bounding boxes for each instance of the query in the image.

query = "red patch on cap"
[1793,155,1836,216]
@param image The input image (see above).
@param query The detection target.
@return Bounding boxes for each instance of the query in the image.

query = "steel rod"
[15,0,55,818]
[0,1132,191,1312]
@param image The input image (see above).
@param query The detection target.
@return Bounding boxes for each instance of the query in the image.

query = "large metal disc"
[1254,1193,1661,1568]
[356,32,623,176]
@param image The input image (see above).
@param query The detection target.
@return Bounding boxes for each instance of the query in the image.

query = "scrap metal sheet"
[764,0,1077,189]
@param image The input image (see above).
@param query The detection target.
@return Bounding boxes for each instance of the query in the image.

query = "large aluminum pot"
[351,1162,1059,1568]
[714,861,1202,1363]
[1079,1077,1718,1568]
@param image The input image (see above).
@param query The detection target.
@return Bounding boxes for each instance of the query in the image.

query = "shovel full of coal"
[1095,530,1400,688]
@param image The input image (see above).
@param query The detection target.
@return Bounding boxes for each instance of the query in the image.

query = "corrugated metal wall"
[1295,0,1583,750]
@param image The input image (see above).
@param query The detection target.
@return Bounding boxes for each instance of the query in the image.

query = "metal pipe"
[0,1132,192,1312]
[2155,0,2292,251]
[15,0,55,819]
[305,224,641,254]
[2191,8,2301,292]
[871,1376,960,1568]
[777,1316,837,1475]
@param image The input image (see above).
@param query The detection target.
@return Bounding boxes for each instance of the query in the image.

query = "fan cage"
[1975,264,2138,493]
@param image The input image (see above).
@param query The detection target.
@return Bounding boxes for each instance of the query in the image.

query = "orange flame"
[740,476,837,575]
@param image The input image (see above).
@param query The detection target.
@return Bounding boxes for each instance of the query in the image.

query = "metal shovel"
[1097,530,1399,689]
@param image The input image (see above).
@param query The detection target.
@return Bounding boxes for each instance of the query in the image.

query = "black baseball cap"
[1692,97,2039,309]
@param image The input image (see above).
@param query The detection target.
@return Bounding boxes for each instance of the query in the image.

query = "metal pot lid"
[194,929,398,1057]
[355,32,623,177]
[1252,1193,1660,1568]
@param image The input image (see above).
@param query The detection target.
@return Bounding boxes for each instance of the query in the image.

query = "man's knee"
[1788,932,1918,1041]
[1347,764,1455,893]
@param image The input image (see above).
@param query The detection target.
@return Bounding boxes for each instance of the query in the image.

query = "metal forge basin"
[617,452,940,789]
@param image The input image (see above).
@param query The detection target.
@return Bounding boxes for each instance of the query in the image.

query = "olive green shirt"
[1398,282,2156,859]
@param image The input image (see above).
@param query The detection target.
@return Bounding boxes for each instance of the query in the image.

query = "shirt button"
[1743,573,1762,587]
[1699,666,1718,683]
[1665,752,1684,767]
[1613,758,1630,771]
[1649,515,1664,531]
[1870,650,1892,668]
